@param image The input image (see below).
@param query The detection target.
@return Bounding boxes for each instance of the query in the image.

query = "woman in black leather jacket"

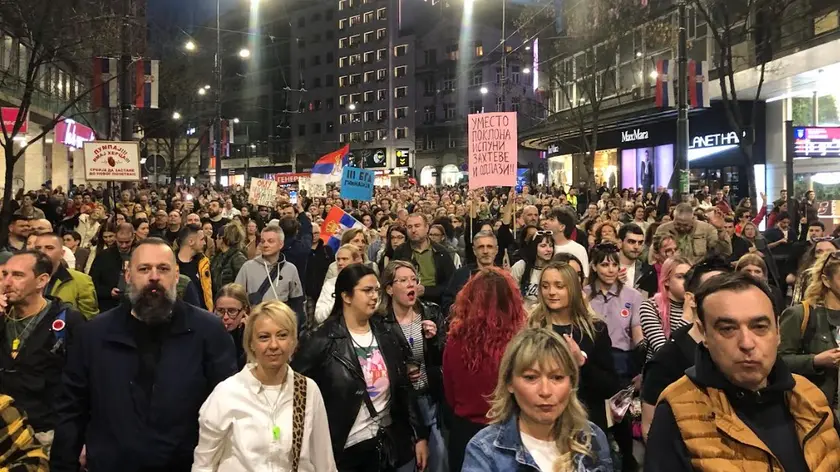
[292,263,429,471]
[381,261,447,472]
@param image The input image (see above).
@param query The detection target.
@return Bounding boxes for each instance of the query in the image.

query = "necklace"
[261,383,285,442]
[351,329,375,350]
[8,299,48,359]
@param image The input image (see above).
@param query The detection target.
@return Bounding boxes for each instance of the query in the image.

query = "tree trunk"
[0,146,18,245]
[742,143,757,207]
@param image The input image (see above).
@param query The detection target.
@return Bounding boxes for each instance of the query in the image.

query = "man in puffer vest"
[646,272,840,472]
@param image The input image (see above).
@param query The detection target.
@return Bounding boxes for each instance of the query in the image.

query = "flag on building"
[320,207,364,252]
[92,58,119,110]
[688,60,710,109]
[312,144,350,184]
[135,60,160,109]
[654,59,674,108]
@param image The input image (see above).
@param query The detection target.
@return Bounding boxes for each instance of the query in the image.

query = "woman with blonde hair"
[780,251,840,412]
[213,283,251,368]
[313,244,362,325]
[529,261,619,436]
[462,328,612,472]
[194,300,336,471]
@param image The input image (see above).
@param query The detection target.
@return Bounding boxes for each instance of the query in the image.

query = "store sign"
[794,127,840,158]
[690,131,740,149]
[547,144,560,155]
[621,128,650,143]
[1,107,28,134]
[55,119,95,149]
[395,149,410,167]
[273,172,311,185]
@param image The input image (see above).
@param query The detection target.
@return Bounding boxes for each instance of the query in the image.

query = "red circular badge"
[620,309,630,318]
[52,319,66,332]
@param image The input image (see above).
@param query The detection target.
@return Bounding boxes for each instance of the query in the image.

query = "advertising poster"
[83,141,141,181]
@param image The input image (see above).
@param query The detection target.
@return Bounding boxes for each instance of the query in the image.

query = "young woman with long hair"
[212,283,251,368]
[443,267,527,471]
[638,256,692,360]
[83,218,118,274]
[791,238,839,304]
[292,264,429,471]
[511,232,556,312]
[529,261,619,434]
[245,220,260,260]
[377,224,408,275]
[462,328,613,472]
[736,253,785,315]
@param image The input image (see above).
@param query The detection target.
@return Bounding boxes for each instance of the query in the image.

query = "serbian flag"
[92,58,118,110]
[312,144,350,184]
[320,207,364,252]
[688,60,710,109]
[654,59,674,108]
[134,60,160,109]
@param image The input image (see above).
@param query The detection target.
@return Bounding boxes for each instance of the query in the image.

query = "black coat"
[383,301,446,403]
[291,315,429,465]
[50,301,237,472]
[89,245,129,312]
[392,241,456,305]
[441,265,476,317]
[305,240,334,299]
[0,299,85,432]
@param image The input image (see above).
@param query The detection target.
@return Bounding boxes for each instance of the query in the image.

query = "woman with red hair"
[443,267,527,471]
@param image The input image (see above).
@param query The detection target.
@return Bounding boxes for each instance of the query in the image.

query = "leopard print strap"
[290,372,308,471]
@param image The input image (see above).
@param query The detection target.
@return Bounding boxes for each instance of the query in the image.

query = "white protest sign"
[248,178,278,207]
[83,141,142,181]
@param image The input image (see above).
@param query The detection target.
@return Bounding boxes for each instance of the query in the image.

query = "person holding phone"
[89,223,136,312]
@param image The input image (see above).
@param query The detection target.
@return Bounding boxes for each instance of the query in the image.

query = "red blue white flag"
[134,60,160,109]
[655,59,674,108]
[320,207,364,252]
[688,60,710,109]
[312,144,351,184]
[92,58,118,110]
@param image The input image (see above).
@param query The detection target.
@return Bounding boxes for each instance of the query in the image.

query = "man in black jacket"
[50,238,237,472]
[88,223,135,312]
[394,213,455,305]
[0,250,85,449]
[442,231,498,316]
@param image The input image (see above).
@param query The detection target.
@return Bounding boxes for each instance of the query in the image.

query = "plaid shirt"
[0,394,48,472]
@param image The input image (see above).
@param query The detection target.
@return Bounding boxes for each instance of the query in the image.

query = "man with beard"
[0,251,85,451]
[176,226,213,310]
[89,223,135,312]
[206,200,230,237]
[655,203,732,264]
[34,233,98,320]
[2,215,31,252]
[149,210,169,239]
[50,238,237,472]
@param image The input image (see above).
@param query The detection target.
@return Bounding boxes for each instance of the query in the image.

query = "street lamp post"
[214,0,223,186]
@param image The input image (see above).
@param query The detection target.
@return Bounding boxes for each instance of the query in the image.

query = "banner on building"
[688,60,710,109]
[340,166,375,201]
[274,172,311,185]
[135,60,160,109]
[248,178,278,207]
[467,112,518,190]
[654,60,674,108]
[55,119,95,149]
[92,58,119,110]
[1,107,28,134]
[83,141,141,181]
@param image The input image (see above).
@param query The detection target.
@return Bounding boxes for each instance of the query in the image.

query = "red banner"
[1,107,28,134]
[274,172,311,184]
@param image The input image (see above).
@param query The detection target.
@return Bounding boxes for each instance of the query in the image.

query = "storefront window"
[548,154,573,188]
[441,164,462,186]
[592,149,618,189]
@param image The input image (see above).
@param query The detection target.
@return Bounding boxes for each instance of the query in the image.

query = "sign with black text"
[340,166,375,201]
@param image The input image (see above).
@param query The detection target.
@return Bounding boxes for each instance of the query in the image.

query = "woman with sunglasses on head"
[443,267,527,471]
[381,261,447,472]
[529,261,619,436]
[638,256,692,361]
[213,284,251,369]
[779,250,840,413]
[585,243,645,471]
[292,264,430,472]
[194,300,336,471]
[511,232,556,312]
[462,328,613,472]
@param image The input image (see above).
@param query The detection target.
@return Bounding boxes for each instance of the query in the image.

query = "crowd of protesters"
[0,178,837,471]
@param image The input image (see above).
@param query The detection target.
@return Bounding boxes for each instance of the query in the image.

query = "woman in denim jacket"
[462,328,613,472]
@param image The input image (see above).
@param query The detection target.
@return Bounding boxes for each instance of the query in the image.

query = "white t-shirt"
[621,261,636,289]
[555,240,590,277]
[345,330,391,449]
[510,260,543,312]
[520,431,560,471]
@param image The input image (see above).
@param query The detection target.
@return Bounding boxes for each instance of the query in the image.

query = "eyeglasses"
[393,277,418,286]
[215,308,242,319]
[535,230,554,236]
[355,286,380,297]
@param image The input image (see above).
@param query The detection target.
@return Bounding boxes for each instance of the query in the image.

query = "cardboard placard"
[83,141,141,181]
[248,178,278,207]
[339,166,375,201]
[468,112,518,189]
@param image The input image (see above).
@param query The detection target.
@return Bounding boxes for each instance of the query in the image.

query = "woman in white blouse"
[192,300,336,472]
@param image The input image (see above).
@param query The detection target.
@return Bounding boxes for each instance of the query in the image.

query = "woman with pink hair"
[638,256,693,360]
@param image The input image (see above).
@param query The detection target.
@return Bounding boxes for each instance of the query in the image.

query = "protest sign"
[248,178,278,207]
[339,166,375,201]
[83,141,141,181]
[468,112,518,189]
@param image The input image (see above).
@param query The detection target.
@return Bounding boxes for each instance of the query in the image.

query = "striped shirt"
[398,313,429,391]
[640,298,688,360]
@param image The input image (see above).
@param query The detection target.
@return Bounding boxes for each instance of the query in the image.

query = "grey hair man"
[654,203,731,264]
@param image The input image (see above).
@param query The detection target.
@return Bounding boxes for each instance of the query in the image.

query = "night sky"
[148,0,240,30]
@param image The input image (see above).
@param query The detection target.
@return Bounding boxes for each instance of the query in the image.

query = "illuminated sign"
[55,119,95,149]
[621,129,650,143]
[794,127,840,158]
[689,131,740,149]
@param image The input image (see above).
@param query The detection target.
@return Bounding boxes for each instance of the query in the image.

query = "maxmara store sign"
[621,129,650,143]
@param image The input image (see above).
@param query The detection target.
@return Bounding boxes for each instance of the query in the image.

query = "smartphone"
[289,191,298,205]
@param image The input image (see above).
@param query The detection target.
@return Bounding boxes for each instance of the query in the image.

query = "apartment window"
[339,76,348,87]
[351,112,362,123]
[340,114,349,125]
[376,7,386,20]
[298,124,306,136]
[313,99,322,110]
[350,15,361,27]
[474,41,483,57]
[364,71,375,83]
[424,49,436,65]
[377,109,387,121]
[339,56,347,68]
[312,55,321,66]
[326,98,334,109]
[424,106,436,123]
[351,132,362,142]
[364,91,374,102]
[312,123,322,134]
[376,28,386,40]
[511,96,520,112]
[364,51,374,63]
[339,38,348,48]
[350,34,361,46]
[471,70,482,86]
[444,103,455,119]
[326,74,334,86]
[326,52,334,63]
[349,54,360,66]
[443,76,455,91]
[394,86,407,98]
[448,135,458,148]
[378,129,388,140]
[364,11,374,22]
[377,48,387,61]
[339,19,348,30]
[377,89,386,101]
[364,130,375,142]
[394,66,407,78]
[365,111,375,122]
[327,121,334,132]
[396,128,408,139]
[339,0,348,10]
[349,74,361,85]
[350,93,362,103]
[395,107,408,119]
[469,100,483,114]
[511,65,520,84]
[364,31,374,43]
[339,94,349,106]
[423,78,435,95]
[298,17,305,27]
[377,69,387,81]
[395,45,408,57]
[446,44,459,60]
[340,133,347,143]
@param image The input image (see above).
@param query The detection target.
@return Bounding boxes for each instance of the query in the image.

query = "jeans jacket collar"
[493,415,540,469]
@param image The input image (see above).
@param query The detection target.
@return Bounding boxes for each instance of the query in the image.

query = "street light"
[348,103,357,110]
[185,40,196,52]
[204,85,211,90]
[233,118,241,124]
[238,48,251,59]
[480,87,489,94]
[172,111,182,120]
[522,67,531,74]
[198,88,207,96]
